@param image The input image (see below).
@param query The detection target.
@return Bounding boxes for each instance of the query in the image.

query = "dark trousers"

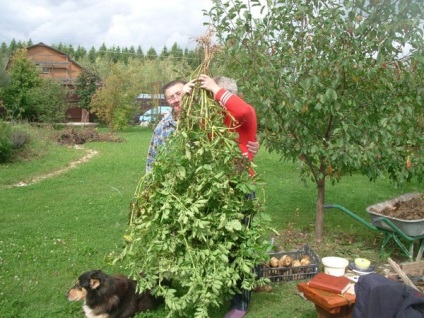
[231,288,251,311]
[230,192,258,311]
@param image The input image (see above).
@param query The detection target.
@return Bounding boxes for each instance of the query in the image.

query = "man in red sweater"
[198,74,257,167]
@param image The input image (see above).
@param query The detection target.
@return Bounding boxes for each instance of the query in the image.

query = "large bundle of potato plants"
[116,46,270,318]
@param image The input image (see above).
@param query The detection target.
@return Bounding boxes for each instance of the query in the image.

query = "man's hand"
[198,74,221,95]
[182,80,196,95]
[247,141,260,157]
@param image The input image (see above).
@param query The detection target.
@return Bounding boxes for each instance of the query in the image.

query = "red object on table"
[297,282,356,318]
[308,272,352,294]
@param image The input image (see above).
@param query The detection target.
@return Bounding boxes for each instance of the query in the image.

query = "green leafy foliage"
[89,57,193,130]
[75,71,99,110]
[1,48,42,120]
[116,75,271,317]
[90,63,142,130]
[0,120,13,163]
[11,128,31,149]
[0,121,32,163]
[1,48,68,122]
[26,78,67,123]
[207,0,424,240]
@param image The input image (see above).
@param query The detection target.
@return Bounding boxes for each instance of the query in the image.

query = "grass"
[0,125,421,318]
[0,125,84,186]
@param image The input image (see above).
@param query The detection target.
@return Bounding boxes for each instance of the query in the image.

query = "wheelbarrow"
[324,193,424,261]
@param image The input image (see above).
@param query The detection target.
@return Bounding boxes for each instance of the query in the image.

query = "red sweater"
[215,88,257,164]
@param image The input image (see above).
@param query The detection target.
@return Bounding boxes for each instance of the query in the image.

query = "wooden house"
[8,42,91,122]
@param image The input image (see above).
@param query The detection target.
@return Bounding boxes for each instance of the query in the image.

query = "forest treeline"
[0,38,204,69]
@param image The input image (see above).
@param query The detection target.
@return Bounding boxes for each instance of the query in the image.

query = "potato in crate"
[261,245,319,282]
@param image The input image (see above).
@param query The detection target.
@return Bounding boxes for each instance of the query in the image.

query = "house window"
[42,67,50,73]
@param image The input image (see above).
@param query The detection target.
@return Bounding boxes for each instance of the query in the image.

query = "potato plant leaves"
[116,75,270,317]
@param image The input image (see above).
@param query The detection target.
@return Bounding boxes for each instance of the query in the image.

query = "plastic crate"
[260,245,320,282]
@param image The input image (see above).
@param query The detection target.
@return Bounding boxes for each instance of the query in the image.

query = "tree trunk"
[81,108,89,123]
[315,177,325,243]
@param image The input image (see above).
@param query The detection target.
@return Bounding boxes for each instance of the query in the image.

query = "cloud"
[0,0,213,51]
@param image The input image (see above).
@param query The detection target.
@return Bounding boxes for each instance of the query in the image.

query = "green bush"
[0,121,12,163]
[0,122,32,163]
[27,79,67,123]
[11,129,31,149]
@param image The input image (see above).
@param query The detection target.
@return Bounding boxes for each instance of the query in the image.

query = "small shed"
[135,93,167,114]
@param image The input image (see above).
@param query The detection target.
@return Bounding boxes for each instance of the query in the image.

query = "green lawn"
[0,125,421,318]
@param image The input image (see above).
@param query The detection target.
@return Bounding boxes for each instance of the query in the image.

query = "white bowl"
[321,256,349,277]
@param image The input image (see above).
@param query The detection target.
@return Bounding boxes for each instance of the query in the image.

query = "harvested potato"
[269,256,279,268]
[253,285,273,292]
[278,255,293,267]
[300,254,311,261]
[300,258,311,266]
[292,259,301,267]
[277,255,287,267]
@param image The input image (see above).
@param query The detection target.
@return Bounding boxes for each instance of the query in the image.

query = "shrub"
[27,79,67,123]
[0,121,12,163]
[0,122,33,163]
[11,129,31,149]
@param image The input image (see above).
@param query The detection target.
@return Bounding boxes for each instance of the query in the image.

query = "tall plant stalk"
[116,32,270,318]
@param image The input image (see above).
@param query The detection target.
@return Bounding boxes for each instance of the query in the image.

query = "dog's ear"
[89,278,101,290]
[88,270,104,290]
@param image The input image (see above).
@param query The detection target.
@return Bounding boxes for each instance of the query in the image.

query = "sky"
[0,0,215,52]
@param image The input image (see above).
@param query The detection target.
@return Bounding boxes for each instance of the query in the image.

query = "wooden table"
[297,282,356,318]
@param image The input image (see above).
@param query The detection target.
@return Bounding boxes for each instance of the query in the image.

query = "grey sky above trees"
[0,0,213,52]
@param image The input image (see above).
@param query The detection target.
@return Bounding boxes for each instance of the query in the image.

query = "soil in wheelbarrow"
[379,195,424,220]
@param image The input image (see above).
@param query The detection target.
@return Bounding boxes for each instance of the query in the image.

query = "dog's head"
[66,270,106,301]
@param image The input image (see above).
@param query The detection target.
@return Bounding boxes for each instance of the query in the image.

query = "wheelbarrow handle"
[324,204,336,208]
[324,204,378,231]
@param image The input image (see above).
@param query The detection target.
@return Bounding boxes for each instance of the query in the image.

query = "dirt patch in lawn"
[12,147,98,187]
[10,127,122,188]
[378,195,424,220]
[55,126,123,145]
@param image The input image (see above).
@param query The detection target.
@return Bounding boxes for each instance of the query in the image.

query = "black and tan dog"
[67,270,163,318]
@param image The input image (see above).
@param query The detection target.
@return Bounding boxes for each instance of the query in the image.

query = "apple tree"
[207,0,424,241]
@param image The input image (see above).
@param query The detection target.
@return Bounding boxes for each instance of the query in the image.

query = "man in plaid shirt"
[145,80,185,173]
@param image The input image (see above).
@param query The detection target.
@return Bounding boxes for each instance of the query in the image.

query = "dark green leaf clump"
[116,73,270,317]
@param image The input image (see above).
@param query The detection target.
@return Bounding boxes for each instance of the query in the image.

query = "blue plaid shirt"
[146,111,177,173]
